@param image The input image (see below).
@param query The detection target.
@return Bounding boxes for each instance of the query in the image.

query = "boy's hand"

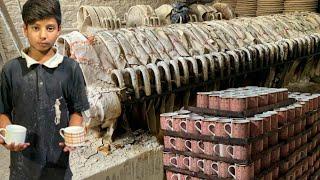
[59,142,76,152]
[0,138,30,152]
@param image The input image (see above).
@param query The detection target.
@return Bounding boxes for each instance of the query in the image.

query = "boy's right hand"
[0,138,30,152]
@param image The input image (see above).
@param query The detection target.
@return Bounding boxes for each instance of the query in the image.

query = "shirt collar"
[21,48,64,68]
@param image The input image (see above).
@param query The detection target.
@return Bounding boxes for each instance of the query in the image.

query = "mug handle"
[180,121,187,133]
[197,141,205,153]
[183,157,191,170]
[185,140,192,151]
[197,159,205,172]
[169,156,178,168]
[211,162,219,175]
[226,145,234,158]
[195,121,202,133]
[224,123,232,137]
[167,119,174,131]
[59,128,65,139]
[228,165,237,179]
[0,128,7,142]
[213,144,220,156]
[169,137,177,150]
[208,124,215,136]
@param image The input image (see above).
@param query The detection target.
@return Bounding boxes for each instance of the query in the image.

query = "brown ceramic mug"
[164,137,185,151]
[226,144,252,161]
[208,93,221,110]
[215,118,232,137]
[224,119,250,138]
[201,117,219,136]
[228,163,254,180]
[261,151,271,169]
[198,141,216,156]
[214,144,232,158]
[204,159,219,175]
[275,107,288,126]
[185,140,201,154]
[196,92,211,108]
[160,112,178,131]
[163,152,174,166]
[248,117,264,137]
[172,115,190,132]
[218,161,232,178]
[258,92,269,107]
[229,95,248,112]
[183,156,200,173]
[219,95,231,111]
[271,147,281,163]
[247,94,259,109]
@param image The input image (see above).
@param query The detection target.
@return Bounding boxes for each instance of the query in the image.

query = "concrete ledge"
[70,130,163,180]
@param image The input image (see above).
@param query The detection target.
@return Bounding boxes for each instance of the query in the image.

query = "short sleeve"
[0,68,12,116]
[68,63,90,114]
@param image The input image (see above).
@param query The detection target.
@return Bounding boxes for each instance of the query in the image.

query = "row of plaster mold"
[218,0,318,17]
[125,5,160,28]
[284,0,318,13]
[75,12,320,71]
[109,34,320,99]
[77,6,121,32]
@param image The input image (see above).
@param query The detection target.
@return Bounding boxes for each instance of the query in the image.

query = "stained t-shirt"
[0,56,89,179]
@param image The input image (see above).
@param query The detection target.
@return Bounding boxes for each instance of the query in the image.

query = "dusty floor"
[0,147,9,180]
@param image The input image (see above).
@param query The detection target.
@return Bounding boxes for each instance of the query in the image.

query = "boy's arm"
[69,112,83,126]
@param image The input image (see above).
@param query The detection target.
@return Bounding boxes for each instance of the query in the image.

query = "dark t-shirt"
[0,56,89,179]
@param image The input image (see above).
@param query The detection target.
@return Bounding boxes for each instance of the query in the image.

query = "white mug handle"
[169,137,177,149]
[197,141,205,153]
[211,162,219,174]
[197,159,205,172]
[213,144,220,156]
[224,123,232,137]
[226,145,234,158]
[185,140,192,151]
[0,128,7,142]
[169,156,178,168]
[228,165,237,179]
[208,124,216,136]
[195,121,202,133]
[183,157,191,170]
[167,119,174,131]
[180,121,187,133]
[59,128,65,139]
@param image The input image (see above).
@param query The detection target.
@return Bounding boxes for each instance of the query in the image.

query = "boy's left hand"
[59,142,76,152]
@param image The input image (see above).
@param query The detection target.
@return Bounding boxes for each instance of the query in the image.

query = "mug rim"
[6,125,27,132]
[63,126,85,133]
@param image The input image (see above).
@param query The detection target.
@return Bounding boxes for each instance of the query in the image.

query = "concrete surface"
[0,146,9,180]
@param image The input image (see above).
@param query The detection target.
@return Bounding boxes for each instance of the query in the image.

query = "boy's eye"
[32,26,39,31]
[47,27,55,32]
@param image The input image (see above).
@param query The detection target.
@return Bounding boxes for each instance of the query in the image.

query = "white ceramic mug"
[0,125,27,144]
[59,126,85,147]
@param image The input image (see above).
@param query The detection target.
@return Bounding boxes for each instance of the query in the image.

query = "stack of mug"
[196,86,289,111]
[162,88,320,180]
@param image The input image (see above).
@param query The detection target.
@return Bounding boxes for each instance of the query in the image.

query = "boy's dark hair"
[22,0,61,26]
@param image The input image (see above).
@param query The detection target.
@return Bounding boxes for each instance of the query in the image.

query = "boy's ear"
[57,25,61,35]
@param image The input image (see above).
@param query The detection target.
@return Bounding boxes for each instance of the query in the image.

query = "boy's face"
[23,17,61,53]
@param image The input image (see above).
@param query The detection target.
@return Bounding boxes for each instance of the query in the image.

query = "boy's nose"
[39,30,47,40]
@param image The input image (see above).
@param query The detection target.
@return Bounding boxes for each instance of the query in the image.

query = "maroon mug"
[164,136,185,151]
[183,156,200,172]
[208,93,221,110]
[248,117,264,137]
[226,144,252,161]
[204,160,219,175]
[228,163,254,180]
[160,112,178,131]
[202,117,219,136]
[275,107,288,126]
[196,92,211,108]
[229,95,248,112]
[172,115,190,132]
[215,119,232,137]
[224,119,250,138]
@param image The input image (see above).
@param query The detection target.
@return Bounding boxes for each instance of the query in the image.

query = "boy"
[0,0,89,179]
